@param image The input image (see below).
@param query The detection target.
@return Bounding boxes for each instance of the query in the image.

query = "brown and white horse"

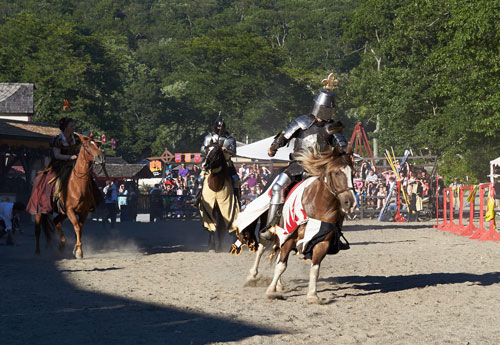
[241,146,355,303]
[34,134,104,259]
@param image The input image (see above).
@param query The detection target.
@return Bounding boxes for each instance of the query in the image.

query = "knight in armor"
[193,115,241,206]
[260,83,349,250]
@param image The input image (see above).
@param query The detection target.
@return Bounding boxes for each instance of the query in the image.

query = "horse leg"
[208,231,215,253]
[66,209,84,259]
[244,242,266,285]
[54,214,67,252]
[215,210,226,252]
[34,214,42,255]
[265,241,294,298]
[307,240,329,304]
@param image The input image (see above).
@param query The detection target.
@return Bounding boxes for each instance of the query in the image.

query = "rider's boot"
[260,173,292,241]
[259,202,283,241]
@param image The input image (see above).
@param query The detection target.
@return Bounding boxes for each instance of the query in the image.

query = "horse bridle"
[323,168,354,198]
[72,141,98,179]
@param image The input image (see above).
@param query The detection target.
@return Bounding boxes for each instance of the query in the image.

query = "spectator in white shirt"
[365,169,379,183]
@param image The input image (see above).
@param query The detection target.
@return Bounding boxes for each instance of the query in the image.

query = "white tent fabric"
[236,137,294,161]
[490,157,500,184]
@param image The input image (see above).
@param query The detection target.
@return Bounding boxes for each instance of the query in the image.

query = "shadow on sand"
[1,219,279,345]
[286,272,500,299]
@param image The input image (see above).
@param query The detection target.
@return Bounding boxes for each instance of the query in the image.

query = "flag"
[485,186,496,222]
[466,185,479,203]
[63,98,70,111]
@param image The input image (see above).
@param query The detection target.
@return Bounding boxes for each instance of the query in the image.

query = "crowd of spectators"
[351,160,430,221]
[146,162,275,219]
[99,159,434,223]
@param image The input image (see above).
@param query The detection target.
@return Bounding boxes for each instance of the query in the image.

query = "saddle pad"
[271,177,318,246]
[281,176,318,235]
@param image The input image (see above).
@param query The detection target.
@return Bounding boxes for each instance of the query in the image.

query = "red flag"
[63,98,70,111]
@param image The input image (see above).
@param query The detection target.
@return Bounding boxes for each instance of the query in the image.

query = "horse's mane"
[296,147,352,177]
[205,144,226,171]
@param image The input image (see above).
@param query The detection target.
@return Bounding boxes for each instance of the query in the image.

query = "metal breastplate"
[292,122,332,156]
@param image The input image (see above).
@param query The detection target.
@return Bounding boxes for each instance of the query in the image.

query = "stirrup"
[339,232,350,250]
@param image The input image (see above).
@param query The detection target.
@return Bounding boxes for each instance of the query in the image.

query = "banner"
[194,153,201,163]
[175,153,182,162]
[185,153,192,162]
[149,160,162,173]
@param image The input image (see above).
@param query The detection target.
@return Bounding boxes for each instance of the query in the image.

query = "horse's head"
[328,145,356,214]
[297,144,355,215]
[204,143,225,172]
[77,133,105,165]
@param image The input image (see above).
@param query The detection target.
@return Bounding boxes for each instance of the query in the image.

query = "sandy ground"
[1,216,500,345]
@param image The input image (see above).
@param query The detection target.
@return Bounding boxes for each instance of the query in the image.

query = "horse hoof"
[265,292,285,300]
[306,295,320,304]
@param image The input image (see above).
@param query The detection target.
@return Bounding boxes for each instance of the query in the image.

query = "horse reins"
[72,141,97,179]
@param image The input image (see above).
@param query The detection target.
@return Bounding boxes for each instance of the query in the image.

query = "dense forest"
[1,0,499,182]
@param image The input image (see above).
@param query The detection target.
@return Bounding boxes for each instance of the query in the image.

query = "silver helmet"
[311,89,335,121]
[213,115,226,133]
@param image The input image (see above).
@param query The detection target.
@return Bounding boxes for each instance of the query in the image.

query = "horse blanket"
[234,175,325,254]
[199,172,239,232]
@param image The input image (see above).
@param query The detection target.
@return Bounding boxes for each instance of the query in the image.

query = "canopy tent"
[236,137,294,162]
[490,157,500,184]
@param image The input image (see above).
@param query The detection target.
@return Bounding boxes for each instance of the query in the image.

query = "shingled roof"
[0,118,59,147]
[94,163,153,179]
[0,83,34,114]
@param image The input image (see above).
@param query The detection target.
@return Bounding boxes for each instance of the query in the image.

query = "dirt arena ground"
[1,216,500,345]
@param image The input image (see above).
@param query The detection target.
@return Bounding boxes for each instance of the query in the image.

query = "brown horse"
[241,146,354,303]
[34,133,104,259]
[199,143,239,252]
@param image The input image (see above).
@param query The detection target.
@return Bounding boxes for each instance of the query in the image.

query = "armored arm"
[326,121,347,152]
[200,133,214,156]
[269,114,315,157]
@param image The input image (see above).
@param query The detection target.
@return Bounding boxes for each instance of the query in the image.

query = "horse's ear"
[89,132,94,140]
[346,143,353,155]
[75,132,86,141]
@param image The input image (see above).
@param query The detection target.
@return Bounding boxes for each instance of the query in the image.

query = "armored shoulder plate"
[223,135,237,156]
[201,133,216,155]
[283,114,316,139]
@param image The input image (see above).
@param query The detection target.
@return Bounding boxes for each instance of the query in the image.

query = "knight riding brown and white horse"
[33,134,104,259]
[239,145,355,303]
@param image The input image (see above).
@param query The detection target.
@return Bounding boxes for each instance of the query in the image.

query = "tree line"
[1,0,498,182]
